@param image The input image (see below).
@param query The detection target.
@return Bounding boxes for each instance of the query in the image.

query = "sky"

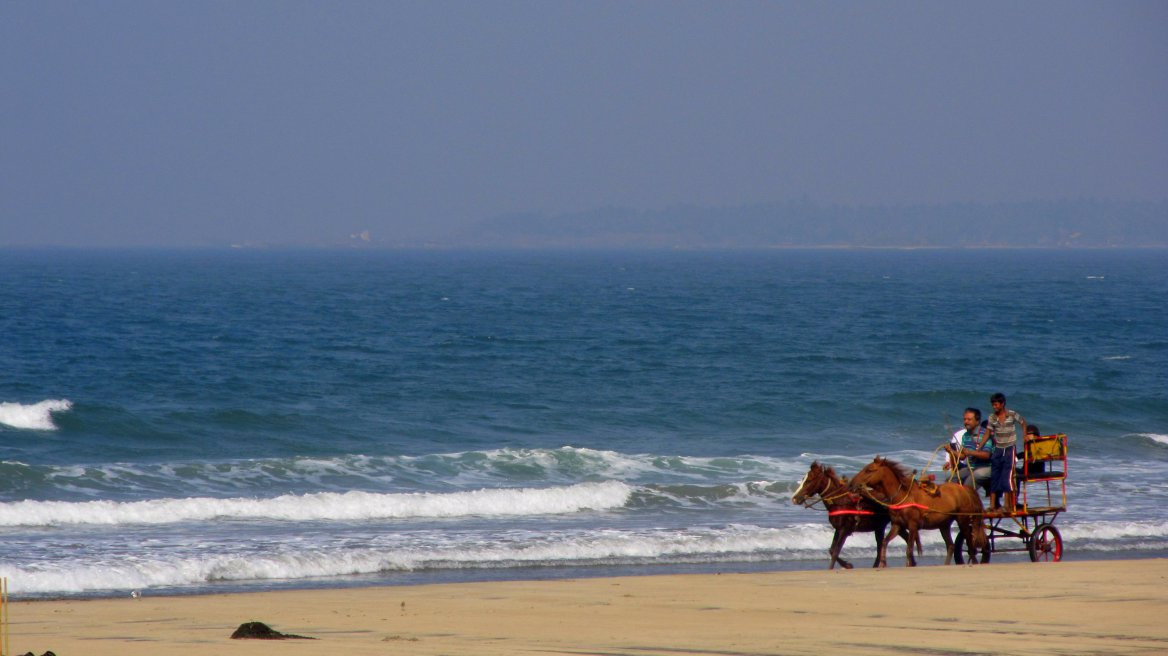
[2,1,1165,247]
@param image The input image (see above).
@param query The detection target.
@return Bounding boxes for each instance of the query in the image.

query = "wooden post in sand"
[1,577,8,656]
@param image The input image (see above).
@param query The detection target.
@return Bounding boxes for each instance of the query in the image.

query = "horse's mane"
[871,457,916,484]
[819,463,846,485]
[805,462,846,491]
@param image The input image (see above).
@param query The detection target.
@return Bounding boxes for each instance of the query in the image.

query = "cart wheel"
[1028,523,1062,562]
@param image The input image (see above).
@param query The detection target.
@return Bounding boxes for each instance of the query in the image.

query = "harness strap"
[828,509,876,516]
[888,503,932,511]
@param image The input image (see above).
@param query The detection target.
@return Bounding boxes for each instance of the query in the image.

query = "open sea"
[2,248,1166,599]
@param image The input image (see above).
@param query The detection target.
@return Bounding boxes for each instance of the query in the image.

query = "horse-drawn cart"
[795,433,1069,568]
[956,432,1068,563]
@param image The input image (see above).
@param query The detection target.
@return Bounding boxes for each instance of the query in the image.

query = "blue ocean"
[2,248,1166,599]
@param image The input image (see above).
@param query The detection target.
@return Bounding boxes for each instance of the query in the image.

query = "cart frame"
[958,433,1068,563]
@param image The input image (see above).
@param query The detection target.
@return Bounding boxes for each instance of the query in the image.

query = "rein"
[855,470,915,510]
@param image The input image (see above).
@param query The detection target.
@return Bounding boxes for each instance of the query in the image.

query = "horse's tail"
[970,517,988,551]
[915,532,924,556]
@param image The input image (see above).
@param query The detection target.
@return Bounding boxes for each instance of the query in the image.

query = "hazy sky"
[2,1,1165,247]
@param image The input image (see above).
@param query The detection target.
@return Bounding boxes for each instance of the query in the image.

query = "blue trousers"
[989,445,1016,494]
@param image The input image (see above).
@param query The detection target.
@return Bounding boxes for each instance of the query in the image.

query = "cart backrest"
[1026,434,1067,462]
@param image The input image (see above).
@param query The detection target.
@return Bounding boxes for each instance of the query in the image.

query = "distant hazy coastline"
[454,199,1168,250]
[5,199,1162,251]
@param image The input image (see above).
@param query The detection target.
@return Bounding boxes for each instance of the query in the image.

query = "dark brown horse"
[848,457,988,567]
[792,461,912,569]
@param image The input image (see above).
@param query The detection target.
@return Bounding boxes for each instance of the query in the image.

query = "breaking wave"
[1,523,832,595]
[0,481,634,527]
[0,399,72,430]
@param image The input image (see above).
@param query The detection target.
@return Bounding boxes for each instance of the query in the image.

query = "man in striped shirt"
[979,392,1027,515]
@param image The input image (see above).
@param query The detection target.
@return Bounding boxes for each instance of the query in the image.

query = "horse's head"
[792,461,827,505]
[848,456,908,502]
[848,459,878,494]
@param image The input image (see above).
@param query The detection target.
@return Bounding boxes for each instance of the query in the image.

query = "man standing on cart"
[979,392,1027,515]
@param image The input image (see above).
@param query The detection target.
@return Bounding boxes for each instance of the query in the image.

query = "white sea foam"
[0,481,633,527]
[0,399,72,430]
[1137,433,1168,447]
[30,446,815,498]
[0,520,1021,596]
[0,523,836,595]
[1059,519,1168,541]
[4,516,1166,596]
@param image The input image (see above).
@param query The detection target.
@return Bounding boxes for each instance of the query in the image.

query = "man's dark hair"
[965,407,982,422]
[990,392,1007,404]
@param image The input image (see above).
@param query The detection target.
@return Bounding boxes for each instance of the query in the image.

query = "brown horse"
[848,457,988,567]
[792,461,912,569]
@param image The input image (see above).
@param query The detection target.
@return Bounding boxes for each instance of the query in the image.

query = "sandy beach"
[7,558,1167,656]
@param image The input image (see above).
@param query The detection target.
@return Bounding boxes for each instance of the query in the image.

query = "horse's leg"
[897,526,913,561]
[953,518,971,564]
[870,524,885,568]
[953,521,967,565]
[878,521,900,568]
[832,526,854,570]
[827,527,842,569]
[904,525,918,567]
[941,521,956,565]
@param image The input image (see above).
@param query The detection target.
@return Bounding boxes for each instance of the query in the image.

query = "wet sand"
[8,558,1168,655]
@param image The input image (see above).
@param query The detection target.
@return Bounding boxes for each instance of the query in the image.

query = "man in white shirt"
[946,407,991,492]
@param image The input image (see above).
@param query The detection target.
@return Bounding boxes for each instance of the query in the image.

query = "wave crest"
[0,399,72,430]
[0,481,633,527]
[0,523,834,595]
[1136,433,1168,448]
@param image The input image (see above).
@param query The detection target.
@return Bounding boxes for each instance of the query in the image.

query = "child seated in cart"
[1016,424,1046,481]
